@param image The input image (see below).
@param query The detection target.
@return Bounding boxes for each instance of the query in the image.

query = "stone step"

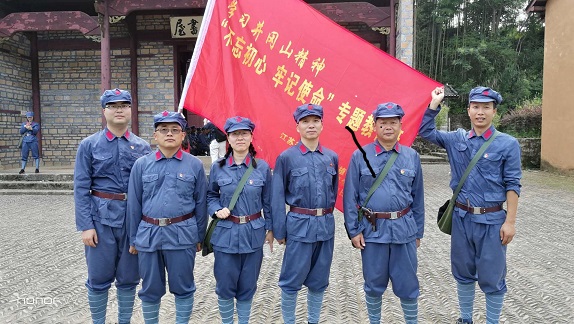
[420,154,448,164]
[0,173,74,182]
[0,189,73,195]
[428,151,448,158]
[0,180,74,190]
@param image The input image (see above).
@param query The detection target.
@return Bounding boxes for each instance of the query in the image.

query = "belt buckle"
[472,207,482,214]
[122,193,127,201]
[238,216,247,224]
[315,209,322,216]
[389,211,398,220]
[157,218,170,226]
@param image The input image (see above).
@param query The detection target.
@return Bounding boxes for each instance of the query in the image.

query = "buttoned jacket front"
[271,142,339,243]
[126,149,208,252]
[419,107,522,224]
[207,155,272,254]
[343,141,424,244]
[74,128,151,231]
[20,121,40,143]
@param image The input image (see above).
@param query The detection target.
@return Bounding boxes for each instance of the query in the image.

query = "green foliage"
[498,99,542,138]
[416,0,544,118]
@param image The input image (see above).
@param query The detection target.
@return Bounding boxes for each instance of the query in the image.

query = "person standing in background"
[204,121,227,163]
[19,111,41,174]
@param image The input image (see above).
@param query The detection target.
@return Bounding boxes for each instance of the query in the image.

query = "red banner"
[179,0,441,211]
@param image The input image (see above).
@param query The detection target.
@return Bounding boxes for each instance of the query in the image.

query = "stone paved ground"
[0,164,573,323]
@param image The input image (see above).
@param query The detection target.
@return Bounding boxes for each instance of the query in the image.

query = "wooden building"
[0,0,415,169]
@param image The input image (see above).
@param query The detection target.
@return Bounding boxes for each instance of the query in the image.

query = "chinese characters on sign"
[179,0,441,211]
[170,16,203,38]
[220,3,380,142]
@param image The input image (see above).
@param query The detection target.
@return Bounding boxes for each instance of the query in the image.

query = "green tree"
[415,0,543,114]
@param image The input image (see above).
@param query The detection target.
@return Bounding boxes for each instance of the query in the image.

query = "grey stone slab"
[0,165,572,323]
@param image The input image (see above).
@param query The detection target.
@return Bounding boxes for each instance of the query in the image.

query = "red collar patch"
[483,128,493,139]
[105,129,114,141]
[175,149,183,160]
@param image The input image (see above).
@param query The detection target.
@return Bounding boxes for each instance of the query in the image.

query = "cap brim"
[470,99,496,103]
[374,114,401,118]
[469,95,497,103]
[226,126,252,134]
[154,120,186,128]
[296,113,322,122]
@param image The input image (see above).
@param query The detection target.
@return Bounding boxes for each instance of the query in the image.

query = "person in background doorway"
[19,111,41,174]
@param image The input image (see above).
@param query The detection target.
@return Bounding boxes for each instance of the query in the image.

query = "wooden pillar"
[99,0,111,128]
[28,32,42,156]
[390,0,396,58]
[127,16,139,135]
[173,45,180,112]
[380,34,388,53]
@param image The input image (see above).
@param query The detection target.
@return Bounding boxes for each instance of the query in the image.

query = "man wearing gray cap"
[421,87,522,324]
[74,88,151,324]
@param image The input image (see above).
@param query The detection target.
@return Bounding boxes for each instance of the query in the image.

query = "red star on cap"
[235,116,242,122]
[482,90,489,95]
[162,111,169,116]
[386,103,394,109]
[115,89,121,94]
[308,104,313,110]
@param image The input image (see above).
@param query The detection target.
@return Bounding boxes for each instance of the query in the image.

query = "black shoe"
[35,169,39,173]
[456,318,473,324]
[19,169,25,174]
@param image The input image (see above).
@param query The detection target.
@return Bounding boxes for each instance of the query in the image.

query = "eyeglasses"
[228,131,251,139]
[105,104,131,111]
[155,128,183,135]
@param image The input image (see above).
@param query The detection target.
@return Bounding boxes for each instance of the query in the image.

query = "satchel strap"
[363,151,398,208]
[228,161,255,212]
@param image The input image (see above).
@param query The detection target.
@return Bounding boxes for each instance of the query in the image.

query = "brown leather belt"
[370,206,411,220]
[227,211,262,224]
[91,189,127,201]
[142,213,194,226]
[455,202,503,214]
[289,206,334,216]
